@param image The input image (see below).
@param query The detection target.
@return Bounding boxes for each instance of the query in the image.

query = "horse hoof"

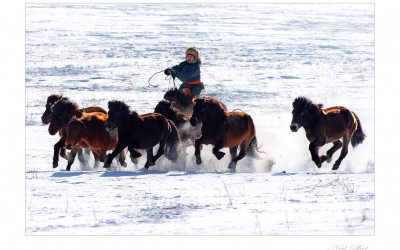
[216,152,226,160]
[145,162,155,169]
[326,156,332,163]
[228,161,236,169]
[332,164,340,171]
[196,158,202,165]
[53,163,58,168]
[122,162,128,168]
[103,163,111,168]
[130,157,138,164]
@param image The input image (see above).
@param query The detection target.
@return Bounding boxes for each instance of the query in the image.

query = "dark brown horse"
[290,96,366,170]
[190,97,256,169]
[65,113,126,168]
[154,99,200,143]
[48,98,107,170]
[104,100,181,169]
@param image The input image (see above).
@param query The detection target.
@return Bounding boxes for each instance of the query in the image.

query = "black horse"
[104,100,181,169]
[290,96,366,170]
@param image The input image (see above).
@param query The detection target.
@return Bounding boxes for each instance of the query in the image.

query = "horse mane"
[68,117,85,129]
[292,96,322,116]
[51,98,81,117]
[46,94,68,108]
[108,100,141,125]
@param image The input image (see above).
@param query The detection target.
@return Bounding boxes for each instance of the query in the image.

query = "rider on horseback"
[164,47,204,97]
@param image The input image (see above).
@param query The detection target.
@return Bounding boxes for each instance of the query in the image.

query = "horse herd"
[41,88,366,172]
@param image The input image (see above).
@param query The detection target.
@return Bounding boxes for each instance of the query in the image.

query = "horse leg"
[229,146,238,161]
[309,140,322,168]
[152,140,166,164]
[104,142,126,168]
[229,142,249,169]
[77,147,85,162]
[65,146,79,171]
[59,146,69,160]
[194,136,204,165]
[320,140,343,164]
[92,152,100,169]
[144,148,155,169]
[117,148,127,167]
[332,136,351,170]
[53,138,66,168]
[127,145,141,164]
[212,140,226,160]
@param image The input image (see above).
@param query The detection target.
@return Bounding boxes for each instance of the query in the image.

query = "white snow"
[24,3,375,237]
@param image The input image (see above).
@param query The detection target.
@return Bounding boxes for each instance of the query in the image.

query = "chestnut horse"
[290,96,366,170]
[189,97,256,169]
[65,113,126,169]
[48,98,107,170]
[104,100,181,169]
[42,94,107,165]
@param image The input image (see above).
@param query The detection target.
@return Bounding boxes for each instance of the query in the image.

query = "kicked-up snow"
[25,4,374,236]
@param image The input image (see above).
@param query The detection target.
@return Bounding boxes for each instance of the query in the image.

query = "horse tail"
[165,119,181,162]
[245,115,267,159]
[246,136,267,159]
[351,112,366,148]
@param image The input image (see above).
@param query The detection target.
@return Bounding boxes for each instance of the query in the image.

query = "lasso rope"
[148,70,176,89]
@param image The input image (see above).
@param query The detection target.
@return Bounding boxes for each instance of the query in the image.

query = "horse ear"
[317,104,323,109]
[74,110,82,118]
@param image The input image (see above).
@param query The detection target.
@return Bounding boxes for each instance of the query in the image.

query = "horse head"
[48,99,80,135]
[105,100,130,131]
[190,97,226,127]
[154,100,187,126]
[65,118,86,150]
[190,98,206,126]
[290,96,322,132]
[41,94,64,124]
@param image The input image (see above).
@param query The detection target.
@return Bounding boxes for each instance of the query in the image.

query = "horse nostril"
[290,125,298,132]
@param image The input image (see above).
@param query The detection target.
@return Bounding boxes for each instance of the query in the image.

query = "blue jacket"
[171,60,201,83]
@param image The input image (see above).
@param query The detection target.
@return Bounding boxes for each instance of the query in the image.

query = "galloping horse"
[190,97,256,169]
[42,94,107,169]
[104,100,181,169]
[48,98,107,170]
[65,113,126,169]
[154,100,200,143]
[41,94,106,124]
[290,96,366,170]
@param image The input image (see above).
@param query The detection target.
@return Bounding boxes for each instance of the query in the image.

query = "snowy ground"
[25,4,374,236]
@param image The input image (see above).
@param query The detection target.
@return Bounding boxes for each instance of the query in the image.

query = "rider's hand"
[164,68,171,75]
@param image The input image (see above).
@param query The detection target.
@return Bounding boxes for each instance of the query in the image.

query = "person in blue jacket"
[164,47,203,97]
